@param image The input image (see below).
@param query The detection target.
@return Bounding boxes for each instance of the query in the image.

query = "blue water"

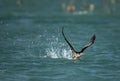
[0,0,120,81]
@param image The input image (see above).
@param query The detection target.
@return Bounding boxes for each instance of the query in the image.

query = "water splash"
[45,35,73,60]
[46,47,72,60]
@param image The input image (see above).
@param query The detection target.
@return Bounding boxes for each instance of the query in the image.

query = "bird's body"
[72,52,83,60]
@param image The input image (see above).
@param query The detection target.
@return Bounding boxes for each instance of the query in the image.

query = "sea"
[0,0,120,81]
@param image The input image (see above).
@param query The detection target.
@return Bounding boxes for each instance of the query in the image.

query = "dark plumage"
[62,27,96,59]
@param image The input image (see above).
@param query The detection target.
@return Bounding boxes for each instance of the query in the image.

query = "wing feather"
[79,34,96,53]
[62,27,76,52]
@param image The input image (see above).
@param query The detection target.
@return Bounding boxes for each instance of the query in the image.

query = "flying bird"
[62,27,96,59]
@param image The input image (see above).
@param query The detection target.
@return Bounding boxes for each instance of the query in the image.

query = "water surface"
[0,0,120,81]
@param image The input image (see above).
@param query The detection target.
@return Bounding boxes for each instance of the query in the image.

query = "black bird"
[62,27,96,59]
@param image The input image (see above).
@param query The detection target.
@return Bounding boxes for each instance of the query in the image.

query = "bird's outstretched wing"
[79,34,96,53]
[62,27,76,52]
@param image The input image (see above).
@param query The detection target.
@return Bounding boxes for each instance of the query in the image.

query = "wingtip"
[93,33,96,39]
[92,34,96,44]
